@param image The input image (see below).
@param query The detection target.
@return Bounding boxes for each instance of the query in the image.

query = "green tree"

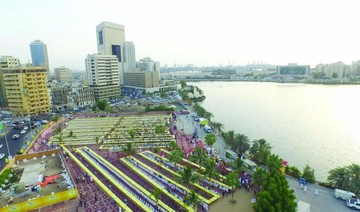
[249,139,272,165]
[205,134,216,155]
[253,172,297,212]
[95,136,100,145]
[189,147,208,167]
[92,104,97,112]
[232,157,245,174]
[169,140,179,151]
[155,125,165,134]
[285,166,302,179]
[203,158,218,181]
[211,121,224,134]
[328,167,348,190]
[222,130,236,147]
[252,168,268,188]
[51,115,59,123]
[180,80,187,89]
[266,154,282,175]
[233,133,250,157]
[168,149,183,169]
[128,129,135,140]
[55,132,65,145]
[226,171,239,201]
[177,165,199,189]
[302,165,316,183]
[151,187,161,206]
[67,130,76,139]
[105,104,114,113]
[184,189,199,209]
[346,164,360,194]
[97,100,107,110]
[121,143,136,157]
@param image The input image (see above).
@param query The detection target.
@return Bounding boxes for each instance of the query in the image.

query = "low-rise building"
[54,66,72,83]
[276,63,310,76]
[123,71,160,93]
[67,84,95,109]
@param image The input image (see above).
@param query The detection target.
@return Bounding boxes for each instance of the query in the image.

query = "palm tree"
[177,165,199,189]
[204,158,218,181]
[346,164,360,194]
[67,130,76,139]
[232,157,245,174]
[128,129,135,140]
[233,133,250,157]
[249,139,272,165]
[211,122,224,134]
[55,132,65,145]
[151,187,161,206]
[184,189,200,210]
[51,115,59,123]
[95,136,100,145]
[155,125,165,134]
[169,140,179,151]
[190,147,208,167]
[168,149,183,169]
[222,130,235,147]
[121,143,136,157]
[205,134,216,155]
[226,171,238,202]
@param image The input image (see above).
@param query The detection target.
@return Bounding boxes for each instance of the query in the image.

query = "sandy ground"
[209,188,255,212]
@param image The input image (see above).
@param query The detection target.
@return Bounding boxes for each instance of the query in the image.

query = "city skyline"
[1,0,360,70]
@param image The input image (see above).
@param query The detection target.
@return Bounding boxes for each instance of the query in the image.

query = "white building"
[123,41,136,73]
[0,56,21,68]
[137,57,160,73]
[351,60,360,76]
[323,61,351,78]
[54,66,72,83]
[85,54,120,101]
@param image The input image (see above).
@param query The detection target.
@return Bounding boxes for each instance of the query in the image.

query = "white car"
[23,126,29,130]
[0,153,5,159]
[12,134,19,139]
[20,130,26,134]
[347,198,360,210]
[0,144,3,149]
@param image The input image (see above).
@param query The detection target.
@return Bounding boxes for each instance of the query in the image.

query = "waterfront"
[191,81,360,181]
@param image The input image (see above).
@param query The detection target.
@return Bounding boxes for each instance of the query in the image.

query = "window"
[98,31,103,45]
[112,45,121,62]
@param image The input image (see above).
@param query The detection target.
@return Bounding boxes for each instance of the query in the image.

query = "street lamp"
[3,125,12,161]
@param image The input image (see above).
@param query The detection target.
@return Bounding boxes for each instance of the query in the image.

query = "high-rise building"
[54,66,72,83]
[2,67,50,115]
[323,61,350,78]
[96,22,125,62]
[30,40,50,77]
[137,57,160,73]
[123,41,136,72]
[85,54,120,101]
[0,56,21,68]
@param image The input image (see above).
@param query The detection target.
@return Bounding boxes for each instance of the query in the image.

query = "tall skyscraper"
[123,41,136,72]
[85,54,120,101]
[30,40,50,77]
[96,22,125,62]
[2,67,50,115]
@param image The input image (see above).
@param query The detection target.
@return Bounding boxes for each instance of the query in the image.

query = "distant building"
[323,61,350,78]
[2,67,50,115]
[351,60,360,76]
[85,54,120,101]
[123,71,160,93]
[276,63,310,76]
[54,66,72,83]
[67,84,95,109]
[96,21,125,62]
[123,41,136,73]
[137,57,160,73]
[0,55,21,68]
[30,40,50,77]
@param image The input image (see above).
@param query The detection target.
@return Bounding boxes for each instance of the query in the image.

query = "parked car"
[346,198,360,210]
[23,126,28,130]
[0,144,3,149]
[12,134,19,139]
[0,153,5,160]
[20,130,26,134]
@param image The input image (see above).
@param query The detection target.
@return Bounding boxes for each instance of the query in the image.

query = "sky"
[1,0,360,70]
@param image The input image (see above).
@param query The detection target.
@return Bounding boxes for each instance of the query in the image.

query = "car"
[23,126,28,130]
[20,130,26,134]
[0,144,3,149]
[346,198,360,210]
[0,153,5,159]
[12,134,19,139]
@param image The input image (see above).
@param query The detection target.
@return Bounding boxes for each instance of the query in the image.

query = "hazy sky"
[1,0,359,70]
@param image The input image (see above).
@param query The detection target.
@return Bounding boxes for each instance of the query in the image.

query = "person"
[79,199,83,207]
[304,185,307,192]
[315,188,319,196]
[94,194,97,202]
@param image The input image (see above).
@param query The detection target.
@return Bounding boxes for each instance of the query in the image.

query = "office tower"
[85,54,120,101]
[0,55,21,68]
[123,41,136,72]
[2,67,50,115]
[30,40,50,77]
[137,57,160,73]
[96,22,125,62]
[54,66,73,83]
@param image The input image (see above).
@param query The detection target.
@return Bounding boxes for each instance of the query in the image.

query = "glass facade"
[279,66,308,75]
[30,44,46,66]
[112,45,121,62]
[98,30,103,45]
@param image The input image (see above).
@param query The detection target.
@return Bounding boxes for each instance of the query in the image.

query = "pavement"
[177,108,354,212]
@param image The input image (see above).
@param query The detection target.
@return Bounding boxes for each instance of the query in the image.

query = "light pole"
[3,125,12,161]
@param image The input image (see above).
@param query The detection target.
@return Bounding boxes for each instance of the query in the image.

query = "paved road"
[177,110,353,212]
